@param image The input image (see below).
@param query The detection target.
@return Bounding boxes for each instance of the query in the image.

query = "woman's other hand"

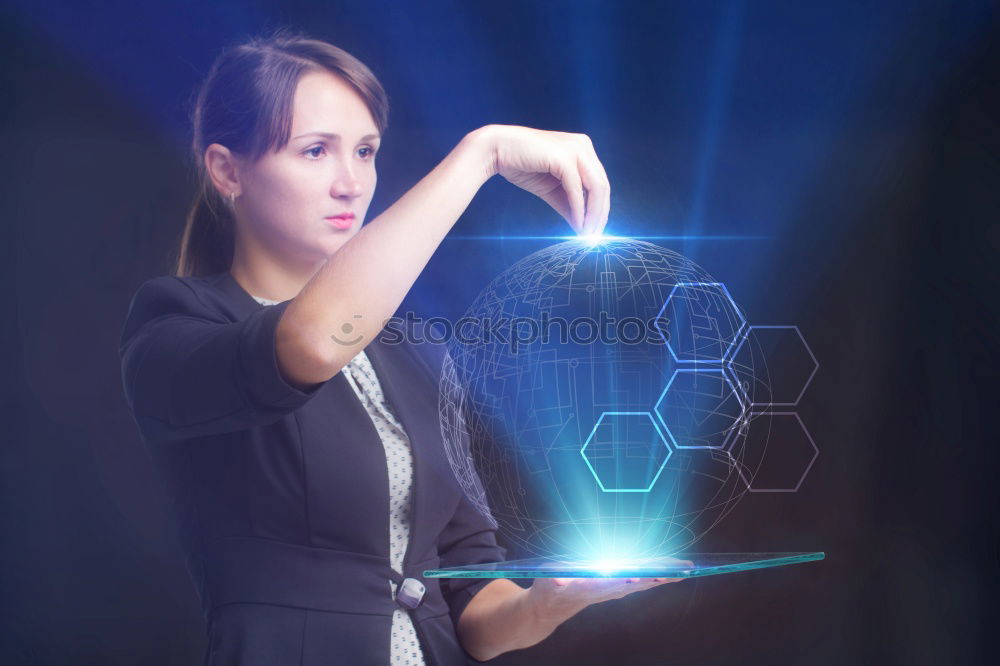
[457,559,692,661]
[525,557,693,621]
[473,124,611,236]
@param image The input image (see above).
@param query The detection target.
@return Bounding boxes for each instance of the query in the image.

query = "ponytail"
[174,181,235,277]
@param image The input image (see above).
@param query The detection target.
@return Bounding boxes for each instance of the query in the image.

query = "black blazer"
[119,271,505,666]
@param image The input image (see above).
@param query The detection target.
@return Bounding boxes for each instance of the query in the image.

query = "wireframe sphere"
[439,239,767,560]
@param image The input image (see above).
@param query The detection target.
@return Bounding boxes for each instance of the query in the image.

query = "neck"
[228,226,327,302]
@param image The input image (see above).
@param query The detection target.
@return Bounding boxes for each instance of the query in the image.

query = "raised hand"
[479,124,612,236]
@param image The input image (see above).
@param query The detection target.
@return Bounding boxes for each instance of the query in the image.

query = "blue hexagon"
[580,412,671,493]
[653,368,746,450]
[655,282,747,363]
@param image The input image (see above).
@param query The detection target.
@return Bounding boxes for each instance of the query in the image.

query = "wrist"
[459,125,500,182]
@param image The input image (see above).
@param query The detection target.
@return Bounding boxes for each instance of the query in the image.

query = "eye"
[304,145,327,159]
[357,145,376,160]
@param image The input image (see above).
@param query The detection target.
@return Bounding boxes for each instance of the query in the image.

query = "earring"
[229,191,236,207]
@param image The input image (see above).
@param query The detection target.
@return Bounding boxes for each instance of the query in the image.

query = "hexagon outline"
[653,368,747,450]
[727,325,819,407]
[579,411,672,493]
[735,411,818,493]
[654,282,748,364]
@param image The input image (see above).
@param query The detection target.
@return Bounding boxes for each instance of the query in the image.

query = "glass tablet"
[424,552,824,579]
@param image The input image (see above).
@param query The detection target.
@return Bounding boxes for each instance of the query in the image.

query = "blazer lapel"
[213,271,267,319]
[367,337,451,559]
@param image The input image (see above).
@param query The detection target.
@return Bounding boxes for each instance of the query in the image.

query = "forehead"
[289,69,378,139]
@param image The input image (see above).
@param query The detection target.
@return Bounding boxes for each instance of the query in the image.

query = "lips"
[325,213,355,230]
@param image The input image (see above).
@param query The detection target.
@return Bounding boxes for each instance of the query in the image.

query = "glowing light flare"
[592,557,633,575]
[577,233,622,246]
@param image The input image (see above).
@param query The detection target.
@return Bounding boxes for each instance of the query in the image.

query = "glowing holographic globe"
[439,239,776,561]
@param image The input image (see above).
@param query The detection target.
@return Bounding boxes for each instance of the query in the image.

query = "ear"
[204,143,243,198]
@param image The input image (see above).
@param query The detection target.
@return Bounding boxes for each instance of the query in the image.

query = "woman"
[119,28,683,665]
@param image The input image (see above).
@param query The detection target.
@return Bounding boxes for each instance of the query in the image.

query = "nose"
[330,160,363,200]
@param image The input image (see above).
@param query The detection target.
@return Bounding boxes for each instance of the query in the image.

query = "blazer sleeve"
[436,490,508,631]
[119,276,327,443]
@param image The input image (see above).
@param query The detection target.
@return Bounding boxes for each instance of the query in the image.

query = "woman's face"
[234,69,380,266]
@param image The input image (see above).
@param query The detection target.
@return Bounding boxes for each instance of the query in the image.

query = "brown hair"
[174,27,389,277]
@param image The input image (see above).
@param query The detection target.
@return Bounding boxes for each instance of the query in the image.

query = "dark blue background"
[1,1,997,663]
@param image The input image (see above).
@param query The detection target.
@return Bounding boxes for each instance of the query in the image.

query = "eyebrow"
[292,131,381,142]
